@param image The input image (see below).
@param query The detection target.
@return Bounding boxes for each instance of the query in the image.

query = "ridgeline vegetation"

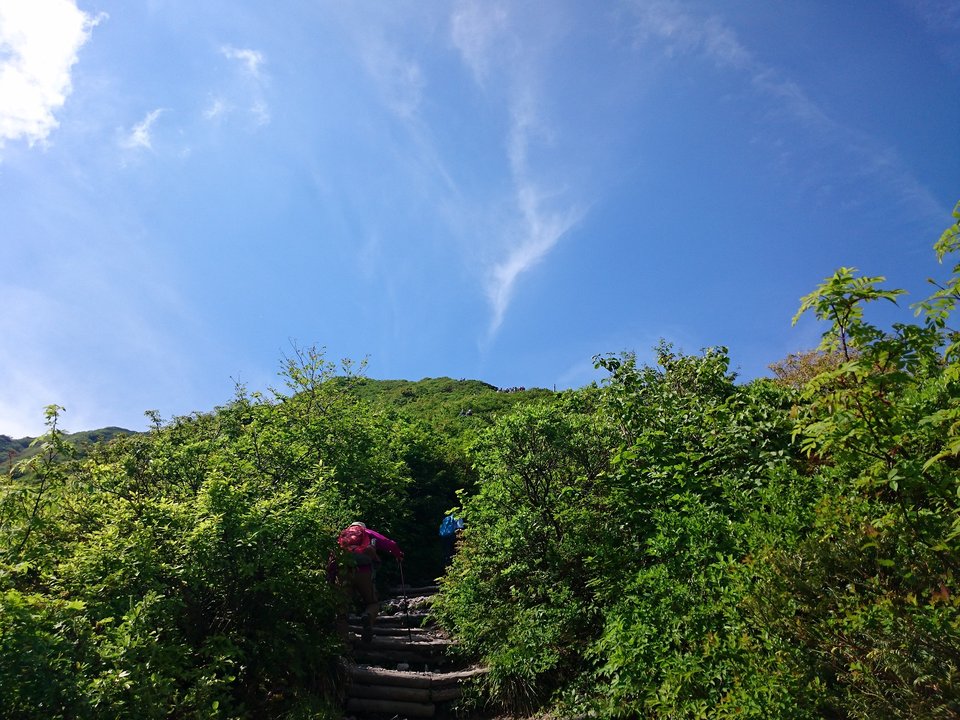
[2,204,959,718]
[1,427,131,476]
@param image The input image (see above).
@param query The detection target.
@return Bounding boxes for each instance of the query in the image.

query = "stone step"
[381,595,435,613]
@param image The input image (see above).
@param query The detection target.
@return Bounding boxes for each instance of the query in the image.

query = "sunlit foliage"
[3,206,959,718]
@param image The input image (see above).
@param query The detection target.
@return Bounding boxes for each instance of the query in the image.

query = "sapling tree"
[3,404,74,563]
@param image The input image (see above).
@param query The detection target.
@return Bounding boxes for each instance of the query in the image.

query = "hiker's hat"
[349,521,367,529]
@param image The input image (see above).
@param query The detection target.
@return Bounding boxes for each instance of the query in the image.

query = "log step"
[346,663,488,689]
[349,635,452,652]
[350,611,432,627]
[351,648,456,667]
[389,584,439,595]
[348,624,436,638]
[343,662,485,712]
[342,585,481,718]
[347,682,461,704]
[346,697,435,718]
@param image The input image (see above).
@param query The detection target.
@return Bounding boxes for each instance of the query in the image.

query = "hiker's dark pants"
[352,569,379,621]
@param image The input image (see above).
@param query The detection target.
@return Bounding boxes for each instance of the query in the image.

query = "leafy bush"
[434,352,823,717]
[5,208,960,718]
[434,204,960,719]
[0,348,420,718]
[433,391,615,713]
[749,203,960,718]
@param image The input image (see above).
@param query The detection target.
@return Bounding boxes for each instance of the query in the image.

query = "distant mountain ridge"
[0,376,553,471]
[1,426,135,472]
[0,434,32,457]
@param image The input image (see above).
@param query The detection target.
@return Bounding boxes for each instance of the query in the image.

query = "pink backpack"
[338,525,376,565]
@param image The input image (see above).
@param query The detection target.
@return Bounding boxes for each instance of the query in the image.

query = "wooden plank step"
[349,683,432,703]
[431,686,462,703]
[426,666,488,686]
[345,663,487,689]
[351,611,432,626]
[375,618,434,630]
[346,665,434,689]
[349,637,450,653]
[350,636,452,652]
[389,584,439,595]
[348,624,436,638]
[346,697,435,718]
[372,617,433,630]
[347,683,462,705]
[351,648,456,666]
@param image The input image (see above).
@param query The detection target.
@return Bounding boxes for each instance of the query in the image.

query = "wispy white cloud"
[217,45,270,125]
[629,0,946,222]
[250,98,270,126]
[907,0,960,28]
[203,96,229,121]
[486,194,582,336]
[487,88,583,336]
[357,231,383,282]
[354,27,462,193]
[359,36,425,120]
[449,1,584,338]
[632,3,750,70]
[0,0,103,152]
[221,45,265,79]
[121,108,164,150]
[450,0,509,86]
[898,0,960,68]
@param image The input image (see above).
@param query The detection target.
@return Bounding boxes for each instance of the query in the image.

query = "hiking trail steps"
[342,584,486,719]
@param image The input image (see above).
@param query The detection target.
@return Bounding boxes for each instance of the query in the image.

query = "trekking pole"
[397,557,413,641]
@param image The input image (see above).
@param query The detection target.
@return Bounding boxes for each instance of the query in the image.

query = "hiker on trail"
[336,521,403,643]
[439,513,464,569]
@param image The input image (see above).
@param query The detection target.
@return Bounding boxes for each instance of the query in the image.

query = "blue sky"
[2,0,958,437]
